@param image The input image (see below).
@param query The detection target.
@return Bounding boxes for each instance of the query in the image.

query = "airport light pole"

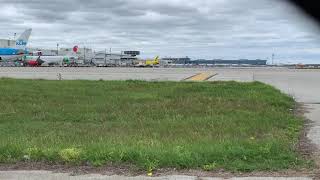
[57,43,59,56]
[84,46,86,62]
[104,48,107,66]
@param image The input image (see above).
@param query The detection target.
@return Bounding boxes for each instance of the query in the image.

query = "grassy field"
[0,78,308,172]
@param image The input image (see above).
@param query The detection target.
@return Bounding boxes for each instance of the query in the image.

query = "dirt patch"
[0,161,315,178]
[152,168,314,178]
[0,162,143,177]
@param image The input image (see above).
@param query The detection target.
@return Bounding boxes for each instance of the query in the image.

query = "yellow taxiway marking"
[185,72,217,81]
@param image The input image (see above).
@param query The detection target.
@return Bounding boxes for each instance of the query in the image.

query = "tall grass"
[0,79,307,171]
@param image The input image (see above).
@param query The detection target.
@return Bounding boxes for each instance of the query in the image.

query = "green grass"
[0,78,307,172]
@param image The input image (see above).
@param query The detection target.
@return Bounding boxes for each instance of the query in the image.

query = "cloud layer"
[0,0,319,63]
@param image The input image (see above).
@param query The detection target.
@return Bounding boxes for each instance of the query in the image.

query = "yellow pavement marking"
[185,72,217,81]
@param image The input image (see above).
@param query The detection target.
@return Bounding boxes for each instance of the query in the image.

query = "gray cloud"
[0,0,319,63]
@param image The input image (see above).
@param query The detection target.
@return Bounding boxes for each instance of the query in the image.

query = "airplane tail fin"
[36,56,45,65]
[154,56,159,64]
[16,28,32,50]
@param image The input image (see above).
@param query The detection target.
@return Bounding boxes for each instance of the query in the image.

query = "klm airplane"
[0,29,32,61]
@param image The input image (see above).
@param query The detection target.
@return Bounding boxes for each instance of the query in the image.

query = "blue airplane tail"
[15,28,32,50]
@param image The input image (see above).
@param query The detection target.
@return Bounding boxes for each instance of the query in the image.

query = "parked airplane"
[134,56,160,67]
[145,56,159,66]
[22,56,44,67]
[23,46,79,66]
[23,55,78,66]
[0,29,32,61]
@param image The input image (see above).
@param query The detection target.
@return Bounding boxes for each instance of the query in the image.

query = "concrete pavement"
[0,170,313,180]
[306,104,320,147]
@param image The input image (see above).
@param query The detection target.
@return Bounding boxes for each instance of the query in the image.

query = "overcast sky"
[0,0,319,63]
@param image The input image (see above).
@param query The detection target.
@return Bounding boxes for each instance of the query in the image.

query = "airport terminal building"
[191,59,267,66]
[0,39,15,48]
[161,57,191,65]
[161,57,267,66]
[92,51,140,66]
